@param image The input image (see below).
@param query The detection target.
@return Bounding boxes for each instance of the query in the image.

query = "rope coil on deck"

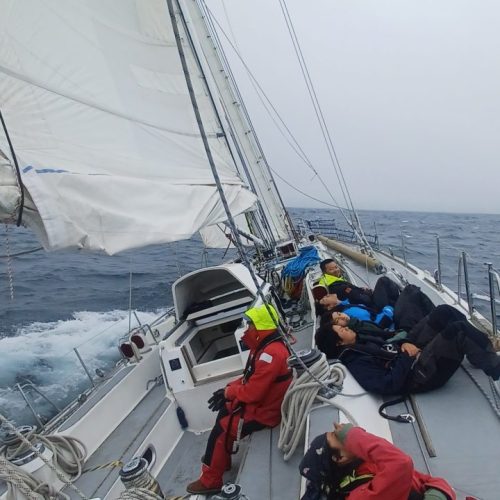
[278,354,359,461]
[0,413,89,500]
[2,428,87,480]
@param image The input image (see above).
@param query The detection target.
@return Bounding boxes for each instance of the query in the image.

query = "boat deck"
[9,249,499,500]
[66,384,171,499]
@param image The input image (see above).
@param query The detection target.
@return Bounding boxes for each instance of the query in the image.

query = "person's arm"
[225,347,286,403]
[338,425,414,500]
[400,343,421,357]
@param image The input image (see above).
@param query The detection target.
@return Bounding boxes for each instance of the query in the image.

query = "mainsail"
[0,0,257,254]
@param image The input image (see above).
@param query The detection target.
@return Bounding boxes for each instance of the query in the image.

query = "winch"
[119,457,163,497]
[212,483,247,500]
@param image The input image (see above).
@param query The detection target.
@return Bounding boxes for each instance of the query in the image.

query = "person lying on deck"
[316,304,500,394]
[317,282,435,333]
[186,304,291,496]
[317,259,400,309]
[300,422,455,500]
[315,311,408,354]
[317,293,395,329]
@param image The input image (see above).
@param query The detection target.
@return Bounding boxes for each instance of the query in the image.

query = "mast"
[183,0,296,244]
[172,2,276,250]
[166,0,250,261]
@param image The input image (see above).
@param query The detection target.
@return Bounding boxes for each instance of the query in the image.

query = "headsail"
[0,0,256,254]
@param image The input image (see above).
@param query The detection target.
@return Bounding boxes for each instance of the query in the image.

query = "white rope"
[0,457,45,500]
[3,431,87,480]
[116,487,164,500]
[0,414,89,500]
[278,355,359,461]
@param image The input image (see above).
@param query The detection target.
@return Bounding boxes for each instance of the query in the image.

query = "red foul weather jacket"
[343,427,456,499]
[224,328,291,427]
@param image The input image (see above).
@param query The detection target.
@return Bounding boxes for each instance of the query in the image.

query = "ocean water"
[1,208,499,426]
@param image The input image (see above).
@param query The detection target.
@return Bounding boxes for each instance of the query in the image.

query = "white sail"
[183,0,293,245]
[0,0,256,254]
[199,212,260,249]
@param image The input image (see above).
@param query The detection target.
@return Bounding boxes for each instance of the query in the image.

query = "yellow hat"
[245,304,279,331]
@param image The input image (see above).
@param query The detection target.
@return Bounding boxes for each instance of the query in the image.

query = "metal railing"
[15,379,61,428]
[12,312,167,429]
[295,218,379,248]
[400,233,498,335]
[487,264,500,335]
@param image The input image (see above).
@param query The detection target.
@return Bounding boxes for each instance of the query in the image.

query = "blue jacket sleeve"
[346,354,414,395]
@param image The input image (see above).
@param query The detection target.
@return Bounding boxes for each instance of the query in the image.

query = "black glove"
[208,388,227,412]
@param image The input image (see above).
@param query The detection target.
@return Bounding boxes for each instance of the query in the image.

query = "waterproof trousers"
[200,407,266,488]
[409,320,500,392]
[329,276,401,310]
[394,284,435,331]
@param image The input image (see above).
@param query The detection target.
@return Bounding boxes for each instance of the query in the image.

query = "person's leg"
[187,409,234,493]
[199,411,236,489]
[192,413,268,493]
[410,321,500,392]
[409,340,463,392]
[372,276,400,309]
[448,321,500,378]
[394,285,435,331]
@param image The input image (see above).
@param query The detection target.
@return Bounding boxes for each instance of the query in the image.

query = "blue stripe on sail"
[23,166,68,174]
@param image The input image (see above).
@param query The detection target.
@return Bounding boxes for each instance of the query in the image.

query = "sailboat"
[1,1,499,499]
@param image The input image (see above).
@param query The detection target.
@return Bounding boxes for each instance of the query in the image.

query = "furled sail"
[0,0,256,254]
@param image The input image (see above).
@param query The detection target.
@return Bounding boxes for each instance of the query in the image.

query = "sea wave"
[0,309,163,426]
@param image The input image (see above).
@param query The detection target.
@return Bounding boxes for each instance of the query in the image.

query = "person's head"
[242,304,279,347]
[316,314,357,358]
[331,312,350,327]
[319,293,340,310]
[332,325,357,346]
[326,423,357,466]
[299,427,361,499]
[320,259,342,277]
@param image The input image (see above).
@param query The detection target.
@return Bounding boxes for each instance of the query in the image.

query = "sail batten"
[0,0,257,254]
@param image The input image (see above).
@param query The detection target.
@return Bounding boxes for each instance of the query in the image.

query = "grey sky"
[208,0,500,214]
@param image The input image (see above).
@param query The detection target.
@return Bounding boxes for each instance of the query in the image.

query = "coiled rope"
[278,354,360,461]
[2,428,87,480]
[0,457,49,500]
[0,413,88,500]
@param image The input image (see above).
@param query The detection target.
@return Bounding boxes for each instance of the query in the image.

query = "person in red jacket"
[300,423,455,500]
[186,304,291,495]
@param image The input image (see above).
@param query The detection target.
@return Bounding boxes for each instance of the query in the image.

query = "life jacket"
[242,331,292,385]
[336,471,374,497]
[332,303,378,321]
[319,273,345,287]
[335,471,424,499]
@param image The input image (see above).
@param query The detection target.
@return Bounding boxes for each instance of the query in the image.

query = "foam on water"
[0,309,164,426]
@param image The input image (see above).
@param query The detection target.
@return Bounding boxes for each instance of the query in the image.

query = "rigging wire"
[202,2,363,237]
[277,1,354,219]
[277,0,372,250]
[3,223,15,300]
[269,167,341,209]
[128,257,133,333]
